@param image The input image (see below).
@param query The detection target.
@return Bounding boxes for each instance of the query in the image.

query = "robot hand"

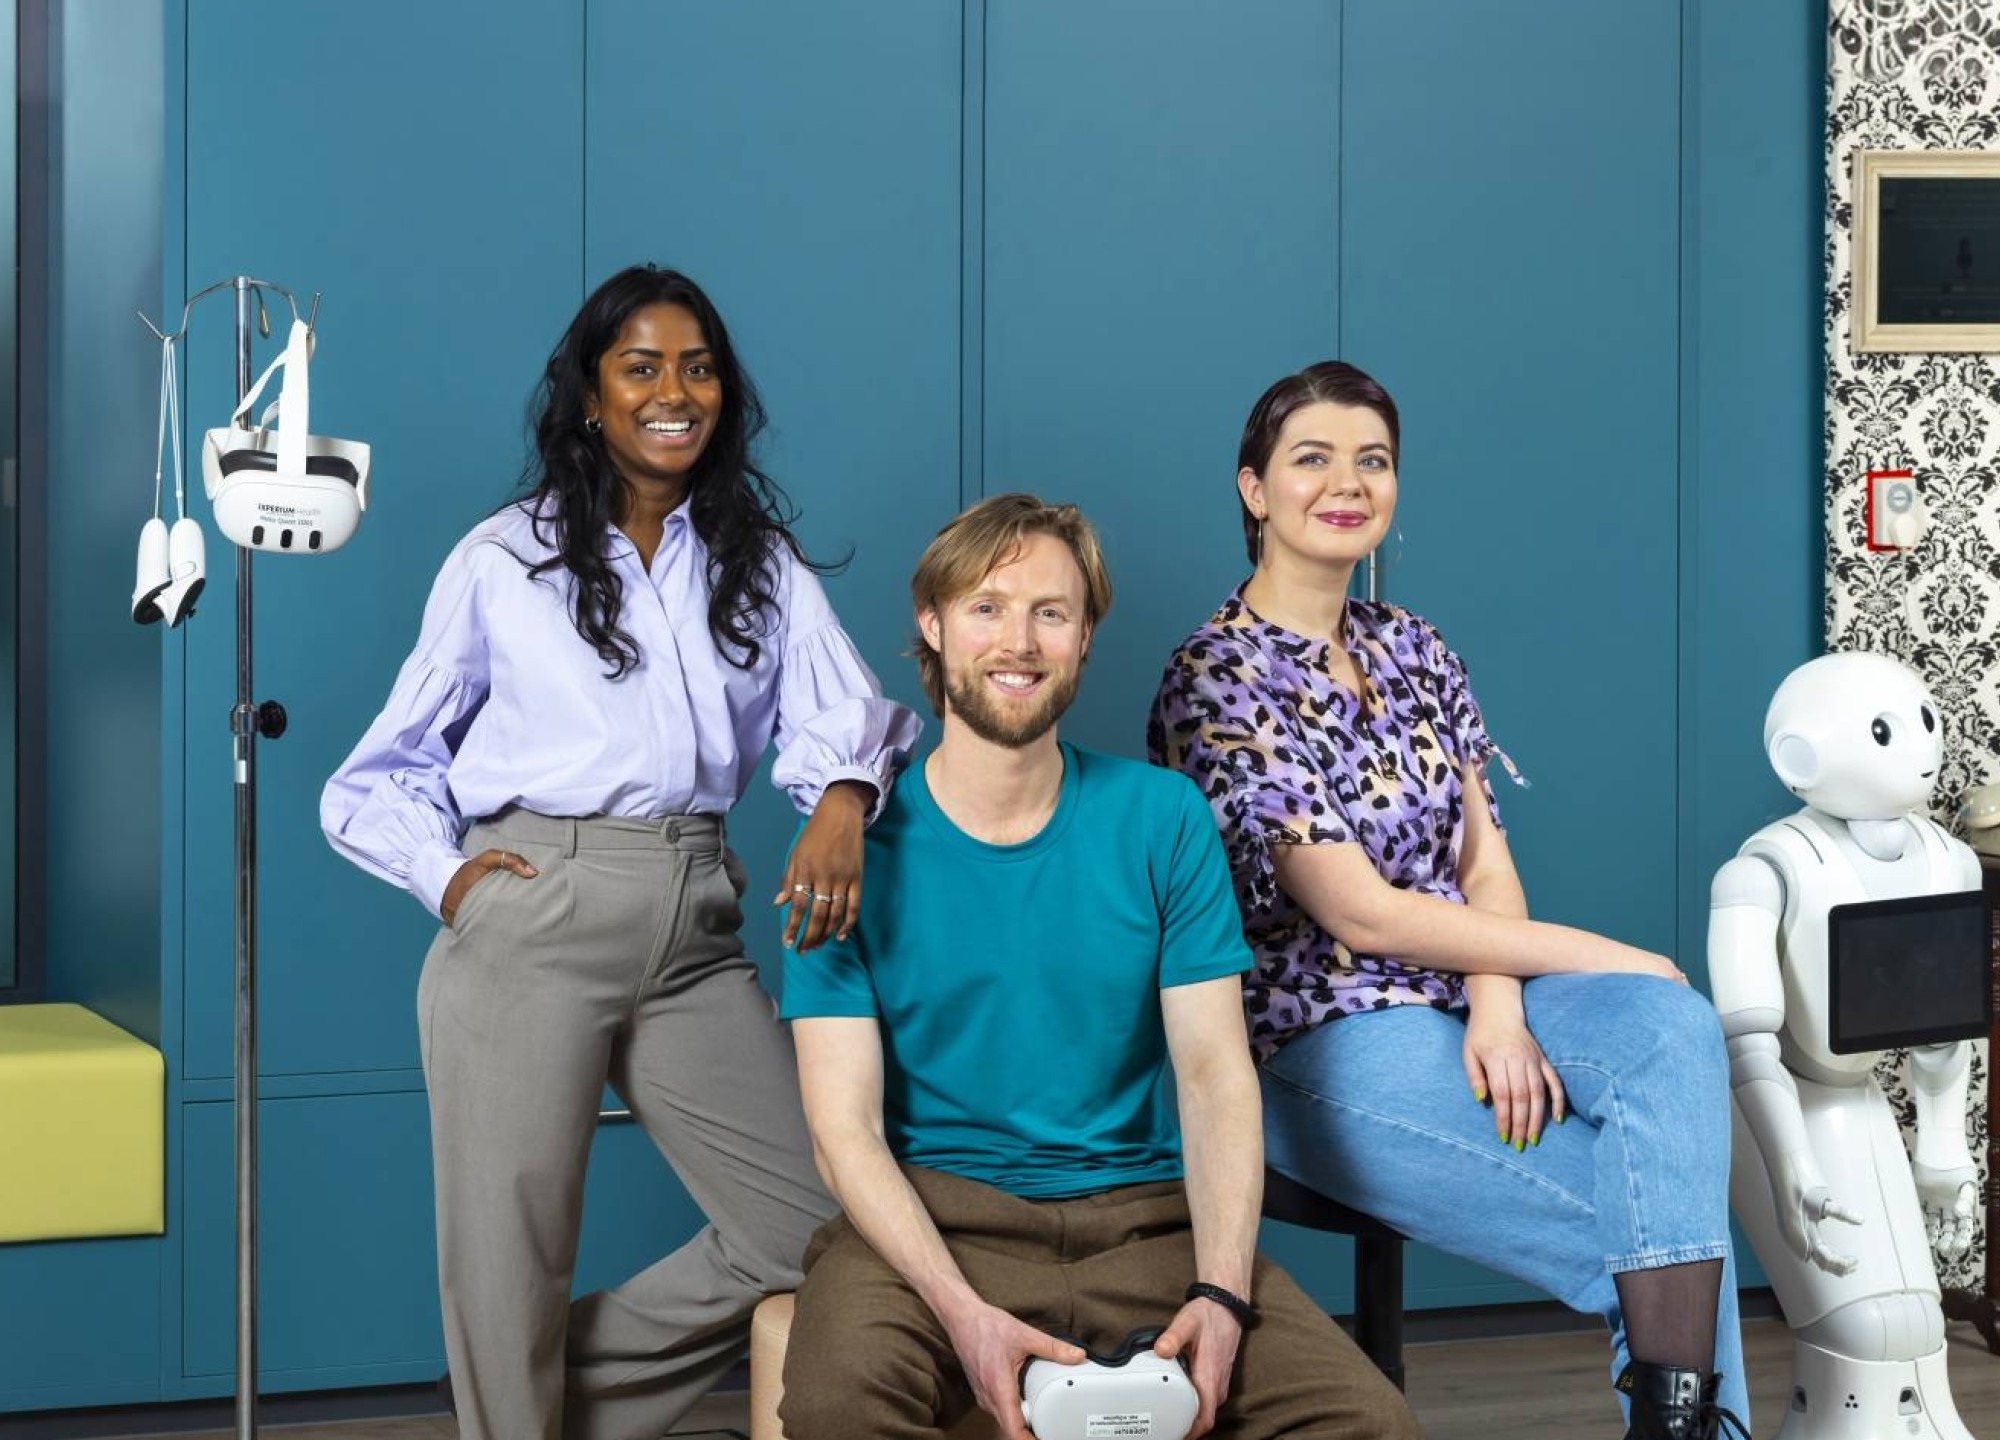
[1773,1151,1864,1276]
[1912,1161,1979,1261]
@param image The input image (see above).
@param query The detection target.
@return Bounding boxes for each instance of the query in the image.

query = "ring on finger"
[811,891,836,904]
[792,882,813,896]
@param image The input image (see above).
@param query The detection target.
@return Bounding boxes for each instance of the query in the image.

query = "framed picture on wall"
[1853,149,2000,353]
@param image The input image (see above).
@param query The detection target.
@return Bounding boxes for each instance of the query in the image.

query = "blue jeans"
[1260,973,1749,1424]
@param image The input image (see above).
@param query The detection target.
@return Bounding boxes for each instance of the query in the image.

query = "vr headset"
[201,316,370,556]
[1020,1327,1198,1440]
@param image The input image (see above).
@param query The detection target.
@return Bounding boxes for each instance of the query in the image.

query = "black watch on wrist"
[1184,1280,1260,1329]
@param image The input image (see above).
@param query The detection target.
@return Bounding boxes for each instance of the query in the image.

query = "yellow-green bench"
[0,1004,164,1242]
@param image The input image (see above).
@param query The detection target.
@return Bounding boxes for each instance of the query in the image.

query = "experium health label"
[1087,1417,1154,1438]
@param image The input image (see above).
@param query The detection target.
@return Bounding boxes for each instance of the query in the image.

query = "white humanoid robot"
[1711,652,1991,1440]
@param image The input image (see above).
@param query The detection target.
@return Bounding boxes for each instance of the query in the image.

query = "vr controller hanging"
[132,333,205,626]
[201,316,371,555]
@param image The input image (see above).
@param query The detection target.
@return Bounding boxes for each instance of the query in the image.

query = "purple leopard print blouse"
[1147,589,1509,1063]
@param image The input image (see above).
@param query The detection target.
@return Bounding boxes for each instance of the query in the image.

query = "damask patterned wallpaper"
[1825,0,1999,1288]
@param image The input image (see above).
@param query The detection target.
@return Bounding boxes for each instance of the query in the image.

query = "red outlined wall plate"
[1865,468,1915,553]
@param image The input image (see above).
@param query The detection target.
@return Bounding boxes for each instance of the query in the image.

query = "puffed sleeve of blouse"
[1147,636,1356,914]
[320,538,492,919]
[1407,611,1505,829]
[768,556,922,820]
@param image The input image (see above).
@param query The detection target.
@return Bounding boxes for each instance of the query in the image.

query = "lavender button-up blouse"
[322,498,921,918]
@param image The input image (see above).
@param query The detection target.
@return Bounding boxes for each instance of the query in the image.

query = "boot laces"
[1701,1398,1753,1440]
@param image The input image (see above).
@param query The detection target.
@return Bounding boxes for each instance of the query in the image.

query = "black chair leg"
[1354,1232,1406,1392]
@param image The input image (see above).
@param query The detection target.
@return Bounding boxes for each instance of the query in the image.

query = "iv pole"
[141,274,318,1440]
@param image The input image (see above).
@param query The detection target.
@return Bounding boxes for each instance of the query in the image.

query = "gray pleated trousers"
[416,809,836,1440]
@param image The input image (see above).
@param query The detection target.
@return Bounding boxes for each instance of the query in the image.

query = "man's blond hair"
[908,493,1114,716]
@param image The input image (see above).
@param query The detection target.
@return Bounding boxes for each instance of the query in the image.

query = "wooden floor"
[67,1320,2000,1439]
[1405,1319,2000,1438]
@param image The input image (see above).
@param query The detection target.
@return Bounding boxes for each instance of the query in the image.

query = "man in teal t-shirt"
[778,495,1416,1440]
[783,736,1247,1198]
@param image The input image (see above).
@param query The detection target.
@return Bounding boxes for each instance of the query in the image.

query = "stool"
[1261,1166,1406,1390]
[0,1004,164,1242]
[749,1292,999,1440]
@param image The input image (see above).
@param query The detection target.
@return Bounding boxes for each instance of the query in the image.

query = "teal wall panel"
[1675,0,1825,973]
[572,1120,711,1298]
[1333,0,1687,1337]
[178,0,585,1080]
[0,3,170,1414]
[981,0,1342,761]
[584,0,963,971]
[41,0,165,1042]
[182,1093,439,1383]
[0,1236,162,1408]
[0,0,17,994]
[1257,1215,1548,1317]
[1340,0,1683,959]
[179,1096,704,1387]
[1674,0,1826,1296]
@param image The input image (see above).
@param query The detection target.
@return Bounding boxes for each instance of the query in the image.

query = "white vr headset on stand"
[201,316,371,555]
[133,310,371,627]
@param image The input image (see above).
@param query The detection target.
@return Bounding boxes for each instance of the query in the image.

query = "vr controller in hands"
[1019,1326,1199,1440]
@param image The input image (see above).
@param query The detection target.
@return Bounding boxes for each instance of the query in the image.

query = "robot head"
[1763,652,1944,820]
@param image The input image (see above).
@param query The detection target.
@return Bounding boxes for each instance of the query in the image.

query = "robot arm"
[1709,854,1865,1276]
[1905,837,1985,1259]
[1907,1040,1978,1261]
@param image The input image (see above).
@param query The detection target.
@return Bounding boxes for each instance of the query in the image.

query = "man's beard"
[944,661,1082,748]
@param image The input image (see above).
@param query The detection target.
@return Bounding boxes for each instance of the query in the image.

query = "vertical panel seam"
[580,0,589,296]
[959,0,985,510]
[976,0,983,503]
[1808,15,1827,639]
[176,0,191,1169]
[1676,0,1697,968]
[976,0,982,504]
[1334,0,1344,360]
[958,0,966,510]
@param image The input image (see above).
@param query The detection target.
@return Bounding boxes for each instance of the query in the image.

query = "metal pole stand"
[140,275,314,1440]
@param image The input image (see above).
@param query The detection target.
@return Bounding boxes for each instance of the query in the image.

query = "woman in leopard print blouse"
[1148,362,1748,1439]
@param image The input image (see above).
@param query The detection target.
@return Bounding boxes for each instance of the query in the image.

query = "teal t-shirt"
[781,742,1249,1198]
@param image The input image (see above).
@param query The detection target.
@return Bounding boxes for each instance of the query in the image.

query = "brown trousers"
[780,1165,1419,1439]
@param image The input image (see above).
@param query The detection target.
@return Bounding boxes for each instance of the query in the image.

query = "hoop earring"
[584,416,602,435]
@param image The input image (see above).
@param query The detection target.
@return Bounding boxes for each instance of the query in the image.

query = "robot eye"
[1870,716,1892,746]
[1921,704,1937,733]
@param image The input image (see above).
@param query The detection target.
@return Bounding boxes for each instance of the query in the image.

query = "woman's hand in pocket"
[441,848,539,926]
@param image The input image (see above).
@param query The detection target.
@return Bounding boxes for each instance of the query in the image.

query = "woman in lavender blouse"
[1148,362,1747,1439]
[322,266,920,1440]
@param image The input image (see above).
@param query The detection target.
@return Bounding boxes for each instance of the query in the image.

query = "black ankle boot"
[1617,1361,1750,1440]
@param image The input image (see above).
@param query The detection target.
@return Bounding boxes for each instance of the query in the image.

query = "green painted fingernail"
[1531,1133,1541,1148]
[1472,1087,1485,1103]
[1514,1138,1526,1152]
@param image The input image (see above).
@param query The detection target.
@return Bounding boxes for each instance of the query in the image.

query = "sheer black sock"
[1615,1259,1723,1372]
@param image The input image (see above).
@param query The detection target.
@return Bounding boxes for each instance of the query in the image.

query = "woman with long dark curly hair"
[323,265,919,1440]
